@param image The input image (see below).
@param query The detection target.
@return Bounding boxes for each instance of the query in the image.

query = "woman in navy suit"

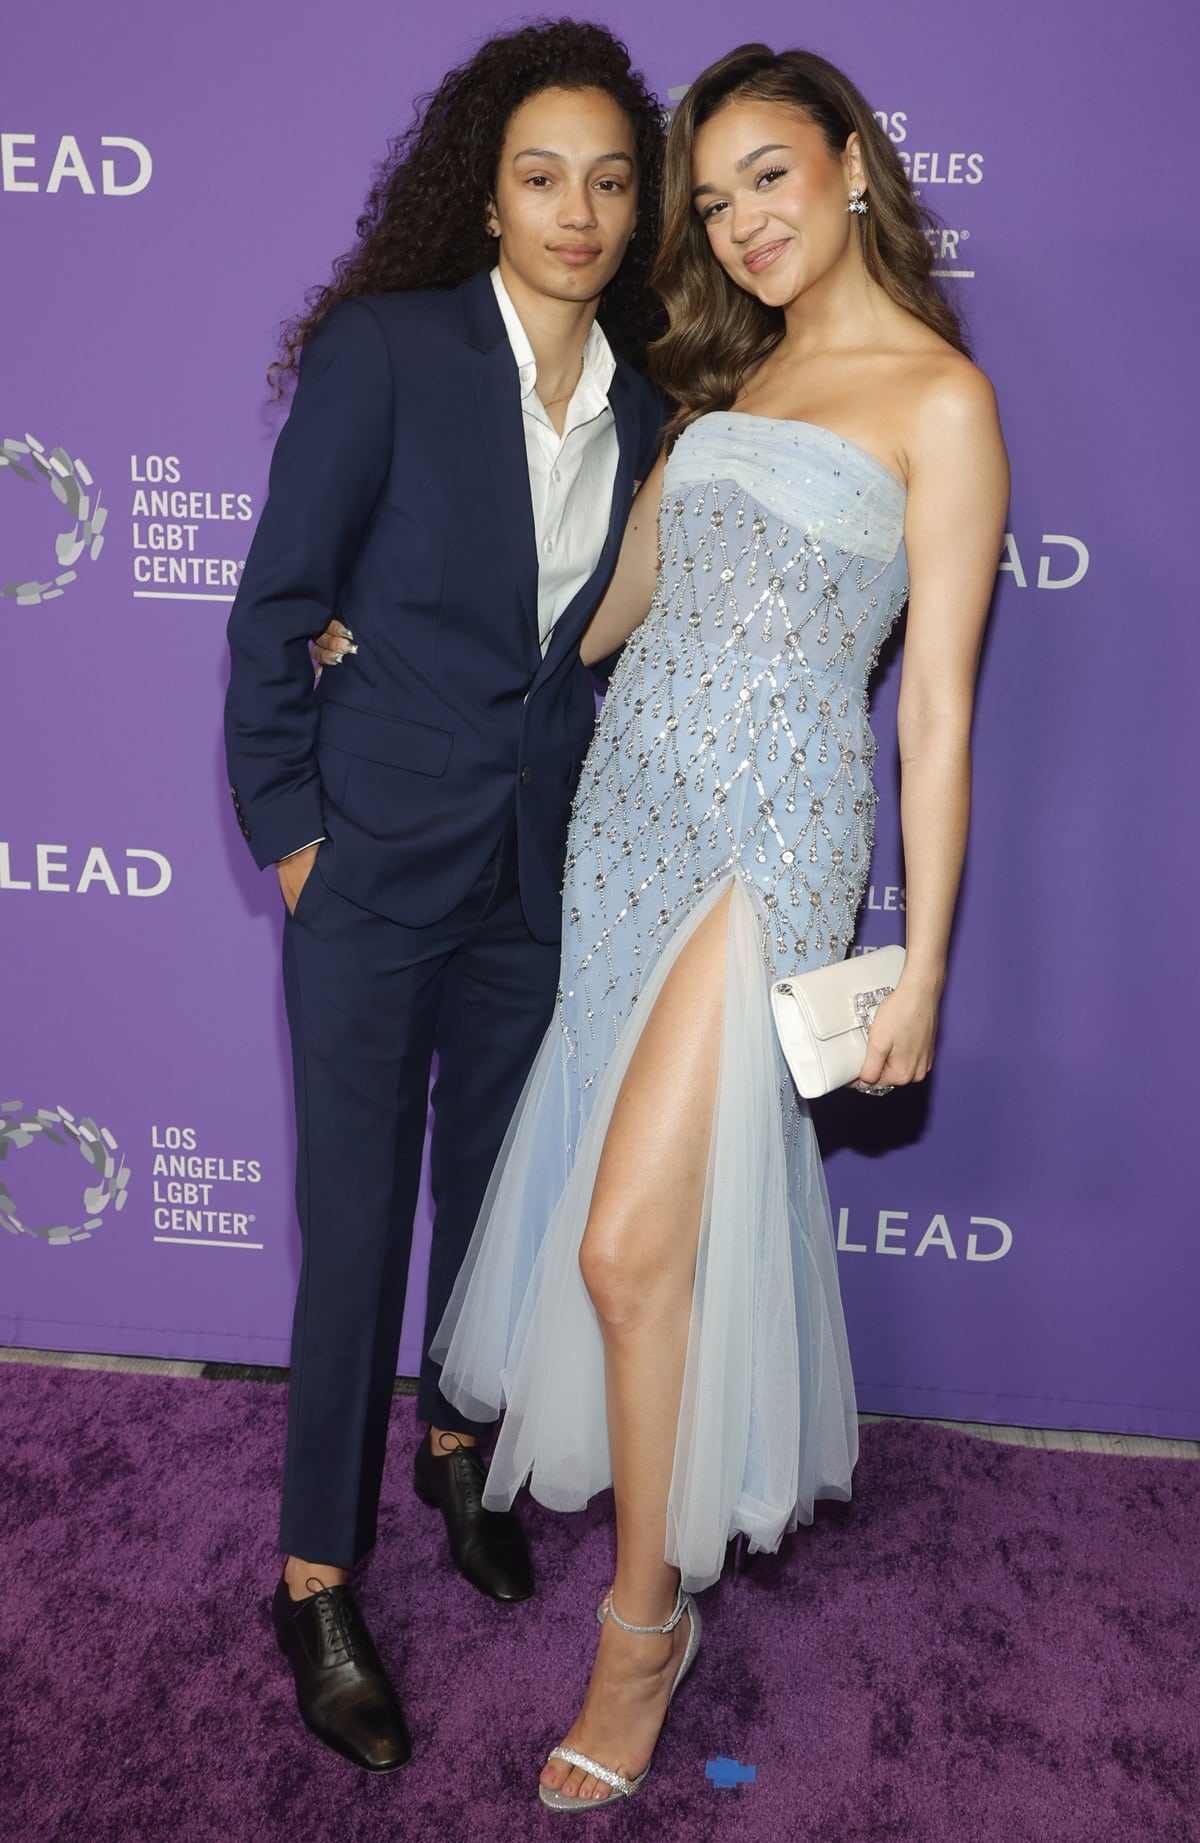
[224,20,664,1771]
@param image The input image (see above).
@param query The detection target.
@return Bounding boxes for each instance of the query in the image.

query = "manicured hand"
[310,619,357,675]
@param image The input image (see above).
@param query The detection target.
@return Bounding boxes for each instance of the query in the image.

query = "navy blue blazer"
[224,269,663,943]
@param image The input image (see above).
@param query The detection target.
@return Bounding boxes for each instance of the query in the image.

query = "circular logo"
[0,435,106,605]
[0,1102,130,1244]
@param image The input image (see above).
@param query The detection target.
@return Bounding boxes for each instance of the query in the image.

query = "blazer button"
[520,765,533,785]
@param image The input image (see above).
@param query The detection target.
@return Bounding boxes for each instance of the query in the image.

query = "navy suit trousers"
[279,817,559,1567]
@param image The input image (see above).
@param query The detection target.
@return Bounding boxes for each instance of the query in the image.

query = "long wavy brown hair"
[650,45,969,436]
[269,19,665,395]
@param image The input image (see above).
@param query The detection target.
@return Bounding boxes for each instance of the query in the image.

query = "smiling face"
[691,98,864,311]
[488,86,639,308]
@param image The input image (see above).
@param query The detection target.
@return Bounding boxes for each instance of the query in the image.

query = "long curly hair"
[270,19,665,393]
[650,45,969,438]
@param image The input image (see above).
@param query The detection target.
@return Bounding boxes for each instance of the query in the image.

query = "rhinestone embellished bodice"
[559,412,909,1089]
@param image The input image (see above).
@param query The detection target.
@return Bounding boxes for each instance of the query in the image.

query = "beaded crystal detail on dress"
[558,414,909,1090]
[433,416,896,1582]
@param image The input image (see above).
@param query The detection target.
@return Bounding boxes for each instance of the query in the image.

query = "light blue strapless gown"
[436,414,910,1590]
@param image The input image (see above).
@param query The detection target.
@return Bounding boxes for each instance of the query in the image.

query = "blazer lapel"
[540,364,640,673]
[461,272,540,648]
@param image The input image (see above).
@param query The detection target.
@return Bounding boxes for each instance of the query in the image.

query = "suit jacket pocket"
[318,699,453,776]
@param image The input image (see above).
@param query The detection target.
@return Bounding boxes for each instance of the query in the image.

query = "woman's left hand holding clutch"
[854,977,941,1092]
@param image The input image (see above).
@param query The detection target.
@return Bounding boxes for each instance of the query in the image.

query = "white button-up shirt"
[490,267,618,654]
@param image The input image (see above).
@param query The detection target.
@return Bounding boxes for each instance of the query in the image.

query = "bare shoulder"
[899,341,1009,544]
[907,347,1001,448]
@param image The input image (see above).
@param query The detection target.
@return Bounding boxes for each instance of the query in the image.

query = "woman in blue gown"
[434,43,1010,1810]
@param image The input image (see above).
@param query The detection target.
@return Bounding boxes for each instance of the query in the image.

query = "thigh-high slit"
[434,873,858,1592]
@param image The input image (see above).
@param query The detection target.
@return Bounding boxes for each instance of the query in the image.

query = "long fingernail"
[344,644,358,655]
[338,624,354,640]
[327,653,343,665]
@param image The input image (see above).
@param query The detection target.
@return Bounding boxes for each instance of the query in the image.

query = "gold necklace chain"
[538,353,584,412]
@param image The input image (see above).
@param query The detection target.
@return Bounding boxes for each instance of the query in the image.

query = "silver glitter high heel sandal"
[538,1585,702,1812]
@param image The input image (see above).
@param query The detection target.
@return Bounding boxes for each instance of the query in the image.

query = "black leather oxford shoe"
[413,1433,534,1604]
[272,1577,412,1771]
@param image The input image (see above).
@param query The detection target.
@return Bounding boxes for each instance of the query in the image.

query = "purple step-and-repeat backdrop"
[2,4,1194,1434]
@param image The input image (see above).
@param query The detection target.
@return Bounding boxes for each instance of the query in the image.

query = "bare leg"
[540,889,731,1801]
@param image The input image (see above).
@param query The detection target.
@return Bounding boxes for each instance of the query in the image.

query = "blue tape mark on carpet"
[706,1756,757,1787]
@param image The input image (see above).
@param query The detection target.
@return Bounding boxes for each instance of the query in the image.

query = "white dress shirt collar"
[487,266,620,655]
[490,266,616,435]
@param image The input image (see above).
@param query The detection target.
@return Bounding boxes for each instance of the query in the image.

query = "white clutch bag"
[769,945,906,1098]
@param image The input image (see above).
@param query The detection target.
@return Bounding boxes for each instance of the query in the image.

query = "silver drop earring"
[847,187,868,217]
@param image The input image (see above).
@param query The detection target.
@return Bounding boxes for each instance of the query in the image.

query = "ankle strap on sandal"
[606,1585,687,1635]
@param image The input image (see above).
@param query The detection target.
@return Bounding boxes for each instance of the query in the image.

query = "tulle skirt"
[433,876,858,1592]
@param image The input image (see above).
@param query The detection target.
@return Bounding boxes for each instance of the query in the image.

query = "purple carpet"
[2,1365,1197,1843]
